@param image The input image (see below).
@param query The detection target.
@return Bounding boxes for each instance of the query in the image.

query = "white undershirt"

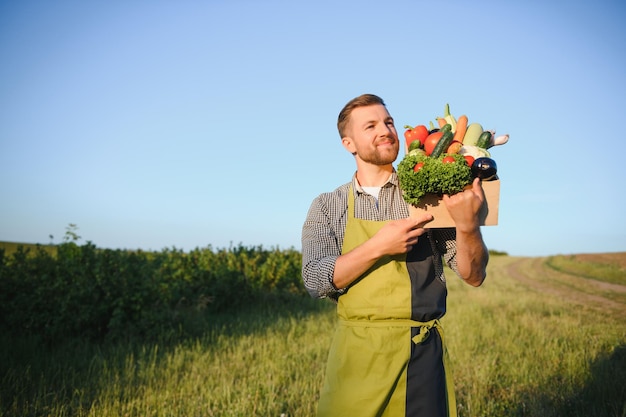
[359,174,391,204]
[361,186,381,201]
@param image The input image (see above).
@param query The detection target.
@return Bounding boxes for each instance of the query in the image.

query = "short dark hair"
[337,94,386,138]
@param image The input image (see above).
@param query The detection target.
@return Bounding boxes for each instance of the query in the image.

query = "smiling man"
[301,93,489,417]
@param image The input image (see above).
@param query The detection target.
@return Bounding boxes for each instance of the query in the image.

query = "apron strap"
[418,321,457,417]
[347,183,355,220]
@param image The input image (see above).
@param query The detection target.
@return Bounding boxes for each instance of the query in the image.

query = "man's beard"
[357,142,399,165]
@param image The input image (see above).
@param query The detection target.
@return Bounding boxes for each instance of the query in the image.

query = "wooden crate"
[408,180,500,228]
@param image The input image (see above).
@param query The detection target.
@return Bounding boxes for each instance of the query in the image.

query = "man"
[301,94,489,417]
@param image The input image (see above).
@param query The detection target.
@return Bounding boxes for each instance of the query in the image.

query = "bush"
[0,242,306,343]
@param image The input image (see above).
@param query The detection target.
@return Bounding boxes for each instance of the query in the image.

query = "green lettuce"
[397,153,472,206]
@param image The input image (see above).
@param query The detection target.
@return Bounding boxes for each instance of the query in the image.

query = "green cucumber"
[408,140,422,152]
[476,131,492,149]
[440,123,452,134]
[431,130,454,158]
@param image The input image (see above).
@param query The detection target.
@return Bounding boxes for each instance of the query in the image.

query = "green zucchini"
[476,131,492,149]
[462,123,483,145]
[431,130,454,158]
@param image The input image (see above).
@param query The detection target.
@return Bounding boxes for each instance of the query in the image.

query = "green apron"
[317,185,456,417]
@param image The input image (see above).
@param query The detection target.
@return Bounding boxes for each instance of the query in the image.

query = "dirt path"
[505,257,626,319]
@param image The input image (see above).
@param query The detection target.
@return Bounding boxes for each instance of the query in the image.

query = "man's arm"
[453,227,489,286]
[301,197,342,299]
[443,178,489,286]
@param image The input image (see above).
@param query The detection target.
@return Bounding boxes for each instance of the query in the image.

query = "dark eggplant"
[471,157,498,180]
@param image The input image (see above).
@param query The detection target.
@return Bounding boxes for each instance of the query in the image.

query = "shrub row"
[0,242,304,343]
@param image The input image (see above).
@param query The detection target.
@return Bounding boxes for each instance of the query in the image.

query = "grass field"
[1,252,625,416]
[0,241,57,257]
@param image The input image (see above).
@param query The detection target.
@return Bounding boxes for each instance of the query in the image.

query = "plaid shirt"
[301,171,459,300]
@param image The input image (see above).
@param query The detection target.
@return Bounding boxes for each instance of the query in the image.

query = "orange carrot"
[453,114,468,143]
[437,117,447,128]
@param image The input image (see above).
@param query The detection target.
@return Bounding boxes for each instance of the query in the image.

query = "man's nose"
[378,123,394,136]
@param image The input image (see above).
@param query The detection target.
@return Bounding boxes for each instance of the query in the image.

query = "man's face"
[343,104,399,166]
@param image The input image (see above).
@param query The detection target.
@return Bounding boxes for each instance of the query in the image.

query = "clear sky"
[1,0,625,257]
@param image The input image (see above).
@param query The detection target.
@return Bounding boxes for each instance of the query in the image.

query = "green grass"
[1,296,336,417]
[444,256,626,416]
[1,255,625,416]
[546,253,626,286]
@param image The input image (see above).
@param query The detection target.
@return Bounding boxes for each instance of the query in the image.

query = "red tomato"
[442,156,456,164]
[446,140,462,154]
[413,162,424,172]
[423,132,443,156]
[463,155,475,166]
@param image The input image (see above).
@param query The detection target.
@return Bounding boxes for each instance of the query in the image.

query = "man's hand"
[442,178,485,232]
[331,213,432,290]
[374,214,433,255]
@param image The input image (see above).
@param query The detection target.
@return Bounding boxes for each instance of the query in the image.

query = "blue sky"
[1,0,625,257]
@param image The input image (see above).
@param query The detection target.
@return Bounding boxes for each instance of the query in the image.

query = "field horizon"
[2,239,624,259]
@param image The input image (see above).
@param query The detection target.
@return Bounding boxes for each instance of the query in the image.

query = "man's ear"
[341,136,357,155]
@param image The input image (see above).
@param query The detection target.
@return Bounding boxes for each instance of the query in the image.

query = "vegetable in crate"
[397,153,472,206]
[471,157,498,180]
[397,103,510,206]
[404,124,429,151]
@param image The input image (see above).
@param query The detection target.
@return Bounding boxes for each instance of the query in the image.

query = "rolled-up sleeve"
[301,195,344,300]
[432,228,460,276]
